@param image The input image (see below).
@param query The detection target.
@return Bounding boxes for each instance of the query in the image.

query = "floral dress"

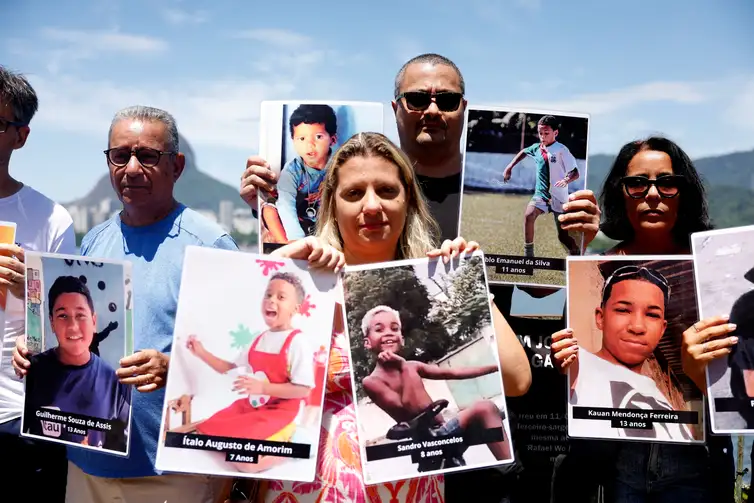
[258,295,445,502]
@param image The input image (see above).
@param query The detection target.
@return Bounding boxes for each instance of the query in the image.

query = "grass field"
[460,191,578,286]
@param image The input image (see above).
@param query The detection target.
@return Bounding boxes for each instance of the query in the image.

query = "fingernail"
[569,194,575,200]
[558,215,565,221]
[722,314,730,321]
[731,337,739,343]
[729,323,737,330]
[565,328,573,333]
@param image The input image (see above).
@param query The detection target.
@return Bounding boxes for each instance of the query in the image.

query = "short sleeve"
[561,146,579,172]
[523,143,539,157]
[287,334,315,388]
[277,165,305,240]
[212,234,239,251]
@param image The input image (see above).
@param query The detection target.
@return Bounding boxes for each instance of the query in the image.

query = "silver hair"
[108,105,180,152]
[361,305,401,338]
[0,65,39,125]
[393,53,465,98]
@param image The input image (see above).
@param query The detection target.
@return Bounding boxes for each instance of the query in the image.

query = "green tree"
[344,265,449,398]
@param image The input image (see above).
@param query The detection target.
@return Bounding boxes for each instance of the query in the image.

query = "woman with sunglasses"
[550,136,735,502]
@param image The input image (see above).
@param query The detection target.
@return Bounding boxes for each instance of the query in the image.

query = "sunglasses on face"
[0,118,27,134]
[395,91,464,112]
[621,175,684,199]
[104,146,176,168]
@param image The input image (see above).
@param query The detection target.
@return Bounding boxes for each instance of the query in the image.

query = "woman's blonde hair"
[315,132,440,260]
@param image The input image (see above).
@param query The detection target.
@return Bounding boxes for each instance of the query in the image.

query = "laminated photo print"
[257,100,384,254]
[691,225,754,433]
[343,252,515,485]
[566,255,705,444]
[155,246,337,482]
[21,252,134,456]
[459,107,590,287]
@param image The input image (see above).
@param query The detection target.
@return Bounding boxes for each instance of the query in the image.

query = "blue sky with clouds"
[1,0,753,203]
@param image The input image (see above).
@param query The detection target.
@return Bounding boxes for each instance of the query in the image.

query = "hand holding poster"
[565,256,704,444]
[155,246,337,482]
[459,108,590,287]
[343,252,514,485]
[691,225,754,433]
[0,221,17,338]
[257,101,384,254]
[21,252,134,456]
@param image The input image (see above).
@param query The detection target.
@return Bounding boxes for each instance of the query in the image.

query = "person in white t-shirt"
[561,265,695,442]
[0,65,75,503]
[502,115,581,258]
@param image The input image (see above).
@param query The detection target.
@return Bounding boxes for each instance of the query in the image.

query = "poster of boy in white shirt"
[563,257,704,444]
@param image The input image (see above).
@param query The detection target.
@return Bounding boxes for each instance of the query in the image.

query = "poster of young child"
[155,246,337,482]
[566,256,705,444]
[691,225,754,433]
[20,252,134,456]
[0,221,17,337]
[257,100,384,254]
[342,252,515,484]
[459,107,590,287]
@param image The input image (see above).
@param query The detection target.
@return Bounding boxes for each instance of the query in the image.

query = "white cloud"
[233,29,312,48]
[39,28,168,54]
[162,8,209,25]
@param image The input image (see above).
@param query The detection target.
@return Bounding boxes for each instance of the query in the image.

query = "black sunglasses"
[621,175,684,199]
[395,91,463,112]
[0,118,27,134]
[104,146,177,168]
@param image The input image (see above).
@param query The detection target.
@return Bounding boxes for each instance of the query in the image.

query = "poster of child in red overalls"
[155,246,337,482]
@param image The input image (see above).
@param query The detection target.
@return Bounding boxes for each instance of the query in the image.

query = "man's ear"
[172,152,186,181]
[391,100,398,116]
[91,312,98,329]
[330,135,337,147]
[553,129,559,140]
[363,337,372,350]
[595,307,604,330]
[14,125,30,150]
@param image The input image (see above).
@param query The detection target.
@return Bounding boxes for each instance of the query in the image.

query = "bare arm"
[264,382,311,399]
[506,150,527,170]
[363,375,406,422]
[415,361,498,380]
[492,303,532,397]
[195,348,236,374]
[565,168,579,183]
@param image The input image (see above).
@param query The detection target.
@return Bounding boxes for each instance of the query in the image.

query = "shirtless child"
[360,305,511,461]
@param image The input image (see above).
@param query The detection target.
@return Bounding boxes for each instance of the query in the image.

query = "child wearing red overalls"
[186,271,315,473]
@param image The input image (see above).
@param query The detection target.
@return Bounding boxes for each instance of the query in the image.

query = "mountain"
[586,149,754,229]
[66,134,245,211]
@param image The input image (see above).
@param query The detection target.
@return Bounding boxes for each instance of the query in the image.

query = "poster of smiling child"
[565,256,705,444]
[257,100,384,254]
[21,252,134,456]
[343,252,515,485]
[155,246,337,482]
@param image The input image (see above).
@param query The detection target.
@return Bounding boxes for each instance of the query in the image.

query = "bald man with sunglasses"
[241,53,468,243]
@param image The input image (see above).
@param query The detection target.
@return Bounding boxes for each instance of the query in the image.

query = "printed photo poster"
[566,255,705,444]
[691,225,754,433]
[0,221,17,339]
[155,246,337,482]
[342,252,514,484]
[21,252,134,456]
[459,107,590,287]
[257,100,384,254]
[491,283,567,499]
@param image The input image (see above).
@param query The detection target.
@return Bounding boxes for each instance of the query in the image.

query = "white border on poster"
[691,224,754,434]
[342,250,516,485]
[20,250,134,457]
[154,245,336,482]
[457,105,592,289]
[564,254,706,445]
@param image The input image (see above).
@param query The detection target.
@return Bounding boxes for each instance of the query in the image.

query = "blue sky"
[1,0,753,203]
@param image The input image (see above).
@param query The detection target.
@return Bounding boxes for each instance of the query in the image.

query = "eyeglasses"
[0,118,27,134]
[395,91,464,112]
[104,147,176,168]
[602,265,671,304]
[621,175,684,199]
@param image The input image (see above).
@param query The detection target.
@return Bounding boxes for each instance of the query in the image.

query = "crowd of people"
[0,51,747,503]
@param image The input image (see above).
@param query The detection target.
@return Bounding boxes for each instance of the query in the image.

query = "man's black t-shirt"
[416,172,462,243]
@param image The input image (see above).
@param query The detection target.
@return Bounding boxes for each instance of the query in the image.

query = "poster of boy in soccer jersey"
[458,107,590,287]
[21,252,134,456]
[257,101,384,254]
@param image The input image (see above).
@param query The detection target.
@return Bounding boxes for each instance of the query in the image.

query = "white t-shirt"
[0,185,75,424]
[233,328,315,390]
[545,142,579,212]
[569,347,694,442]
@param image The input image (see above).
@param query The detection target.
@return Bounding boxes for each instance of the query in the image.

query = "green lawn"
[459,192,574,286]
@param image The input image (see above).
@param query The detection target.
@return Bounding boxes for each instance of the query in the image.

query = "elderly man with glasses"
[14,105,239,502]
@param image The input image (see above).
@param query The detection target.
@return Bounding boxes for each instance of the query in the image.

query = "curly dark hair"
[599,136,712,246]
[268,272,306,304]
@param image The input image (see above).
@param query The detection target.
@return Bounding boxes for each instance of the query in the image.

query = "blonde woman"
[246,132,531,502]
